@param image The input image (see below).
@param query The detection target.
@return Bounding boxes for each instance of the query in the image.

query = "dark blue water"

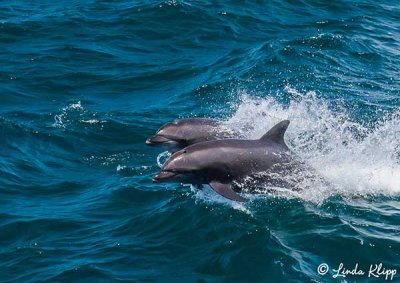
[1,1,399,282]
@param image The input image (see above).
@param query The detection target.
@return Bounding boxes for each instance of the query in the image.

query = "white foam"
[222,86,400,203]
[116,165,127,172]
[81,119,100,124]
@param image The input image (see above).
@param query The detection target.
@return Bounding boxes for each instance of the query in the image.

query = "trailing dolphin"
[146,118,237,153]
[153,120,301,202]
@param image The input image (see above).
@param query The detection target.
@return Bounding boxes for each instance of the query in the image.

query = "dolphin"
[146,118,236,153]
[152,120,299,202]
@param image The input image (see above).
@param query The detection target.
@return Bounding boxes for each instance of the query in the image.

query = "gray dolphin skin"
[146,118,235,153]
[153,120,295,202]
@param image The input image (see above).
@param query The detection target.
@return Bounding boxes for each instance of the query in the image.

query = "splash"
[190,185,253,215]
[53,101,83,128]
[52,101,105,129]
[157,151,171,168]
[223,87,400,203]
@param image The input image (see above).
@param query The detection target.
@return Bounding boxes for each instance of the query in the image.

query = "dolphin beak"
[146,135,171,145]
[152,171,178,182]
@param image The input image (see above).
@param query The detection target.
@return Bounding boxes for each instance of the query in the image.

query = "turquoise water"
[1,1,399,282]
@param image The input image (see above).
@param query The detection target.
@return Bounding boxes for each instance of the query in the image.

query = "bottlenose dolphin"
[153,120,298,202]
[146,118,236,153]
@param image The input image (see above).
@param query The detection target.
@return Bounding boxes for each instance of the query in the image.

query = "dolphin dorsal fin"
[259,120,290,145]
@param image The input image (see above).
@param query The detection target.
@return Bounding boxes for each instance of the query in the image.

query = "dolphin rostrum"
[146,118,236,153]
[152,120,298,202]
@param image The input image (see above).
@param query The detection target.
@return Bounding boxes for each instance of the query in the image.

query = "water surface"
[0,0,399,282]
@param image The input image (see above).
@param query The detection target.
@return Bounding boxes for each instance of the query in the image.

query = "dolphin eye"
[183,150,187,153]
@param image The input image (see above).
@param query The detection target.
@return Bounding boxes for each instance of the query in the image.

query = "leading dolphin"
[152,120,297,202]
[146,118,236,153]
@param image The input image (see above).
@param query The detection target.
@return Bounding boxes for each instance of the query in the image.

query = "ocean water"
[0,0,399,282]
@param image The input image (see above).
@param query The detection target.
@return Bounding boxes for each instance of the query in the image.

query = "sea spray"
[222,87,400,203]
